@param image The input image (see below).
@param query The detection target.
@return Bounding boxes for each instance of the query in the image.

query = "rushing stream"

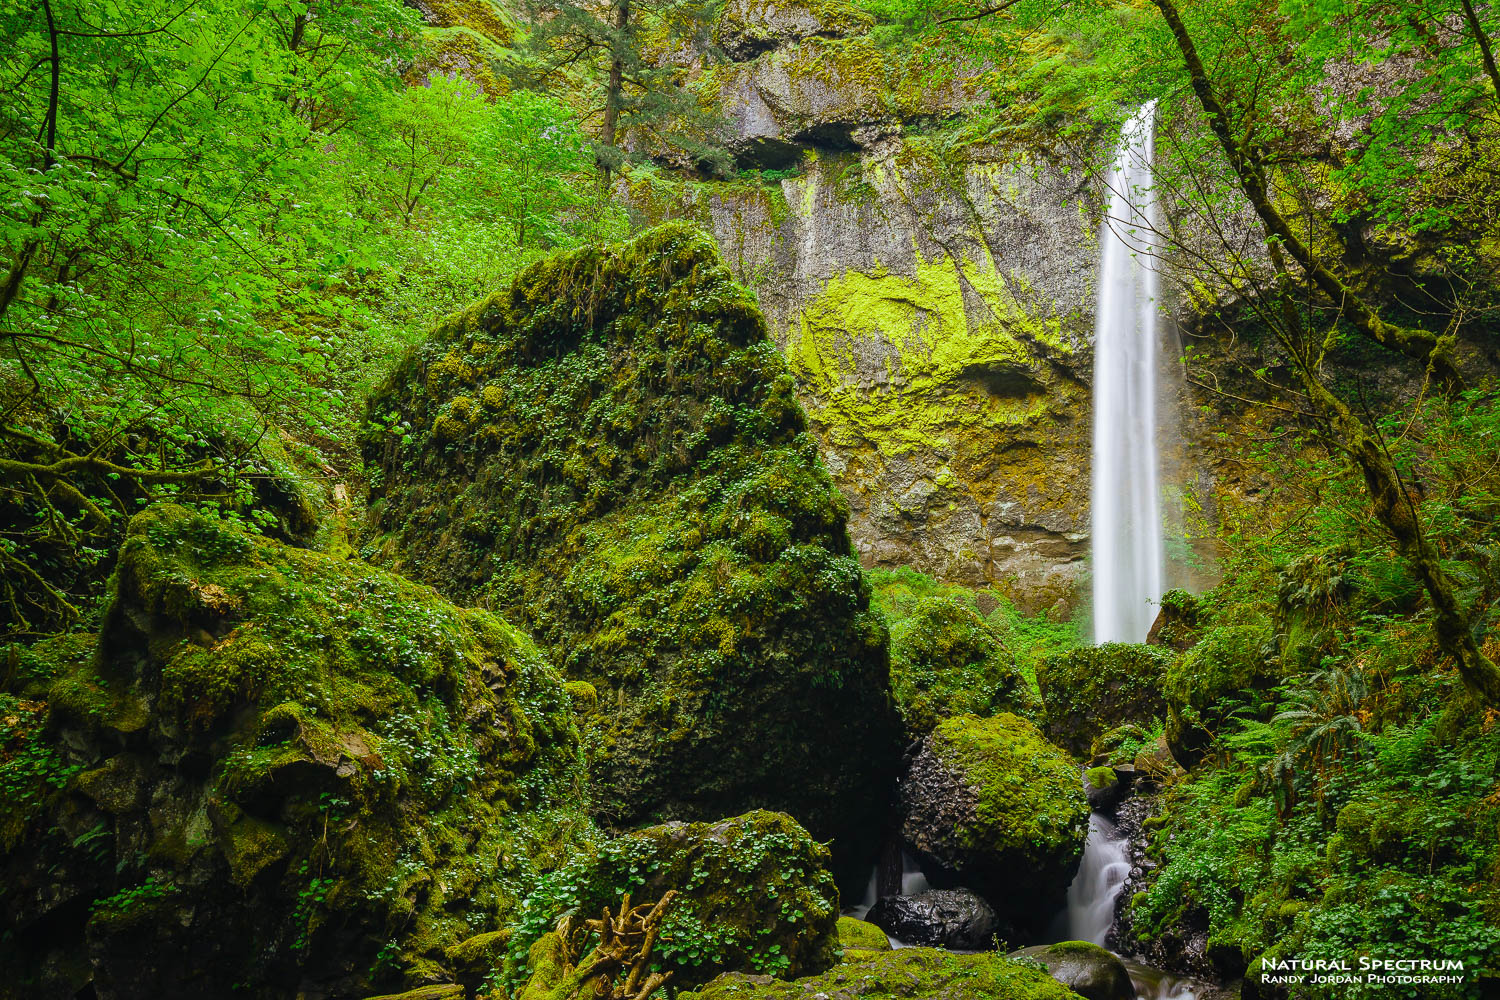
[1055,806,1212,1000]
[1054,813,1132,945]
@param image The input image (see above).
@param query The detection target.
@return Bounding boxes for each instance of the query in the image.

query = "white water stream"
[1092,102,1165,645]
[1056,813,1132,945]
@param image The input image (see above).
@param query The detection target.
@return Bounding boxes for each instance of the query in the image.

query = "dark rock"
[1007,942,1135,1000]
[867,889,1000,950]
[1083,765,1131,813]
[897,714,1088,935]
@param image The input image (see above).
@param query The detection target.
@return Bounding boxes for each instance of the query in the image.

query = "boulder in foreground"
[679,947,1084,1000]
[0,506,585,999]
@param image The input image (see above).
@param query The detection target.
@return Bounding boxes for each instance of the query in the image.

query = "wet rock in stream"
[867,888,1001,950]
[1007,942,1135,1000]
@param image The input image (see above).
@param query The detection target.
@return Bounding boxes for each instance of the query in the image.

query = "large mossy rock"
[1162,622,1276,765]
[678,947,1084,1000]
[1006,943,1135,1000]
[0,505,586,999]
[361,223,899,870]
[1036,644,1172,756]
[505,810,840,990]
[886,594,1039,739]
[898,713,1088,933]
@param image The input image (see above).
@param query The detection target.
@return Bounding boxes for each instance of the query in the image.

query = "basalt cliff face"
[622,0,1217,615]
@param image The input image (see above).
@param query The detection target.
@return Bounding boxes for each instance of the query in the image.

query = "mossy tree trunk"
[1293,363,1500,706]
[1256,242,1500,706]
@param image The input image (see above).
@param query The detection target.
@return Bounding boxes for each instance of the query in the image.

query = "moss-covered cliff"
[361,223,900,874]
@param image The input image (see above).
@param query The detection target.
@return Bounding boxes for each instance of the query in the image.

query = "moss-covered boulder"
[836,916,890,951]
[886,595,1039,738]
[898,713,1088,934]
[361,224,899,872]
[1162,622,1276,765]
[1145,589,1202,651]
[0,505,587,999]
[1036,644,1172,756]
[1006,943,1134,1000]
[504,810,840,990]
[678,947,1084,1000]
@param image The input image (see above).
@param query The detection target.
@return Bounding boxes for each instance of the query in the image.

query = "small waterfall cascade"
[1057,814,1132,945]
[1092,102,1165,644]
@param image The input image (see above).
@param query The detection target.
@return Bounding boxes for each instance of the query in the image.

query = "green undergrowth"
[1126,390,1500,996]
[502,810,840,992]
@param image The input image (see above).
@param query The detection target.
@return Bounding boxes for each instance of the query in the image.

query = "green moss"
[1083,766,1117,791]
[505,810,840,990]
[679,946,1082,1000]
[836,916,890,951]
[1036,643,1172,755]
[361,223,898,871]
[1163,623,1275,712]
[884,594,1039,738]
[1,506,593,997]
[930,713,1088,867]
[1161,621,1276,759]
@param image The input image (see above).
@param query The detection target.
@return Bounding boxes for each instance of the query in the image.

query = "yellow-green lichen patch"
[787,249,1074,458]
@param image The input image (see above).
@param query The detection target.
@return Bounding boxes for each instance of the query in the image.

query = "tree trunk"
[1298,373,1500,704]
[598,0,630,182]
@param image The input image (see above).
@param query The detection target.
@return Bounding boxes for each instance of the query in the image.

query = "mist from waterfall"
[1092,103,1164,645]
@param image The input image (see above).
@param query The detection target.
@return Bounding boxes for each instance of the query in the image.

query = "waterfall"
[1092,103,1165,645]
[1055,814,1132,945]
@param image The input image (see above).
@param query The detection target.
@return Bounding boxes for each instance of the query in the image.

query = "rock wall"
[724,148,1100,612]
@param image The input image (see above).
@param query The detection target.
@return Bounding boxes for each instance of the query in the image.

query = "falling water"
[1057,814,1132,945]
[1092,103,1165,645]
